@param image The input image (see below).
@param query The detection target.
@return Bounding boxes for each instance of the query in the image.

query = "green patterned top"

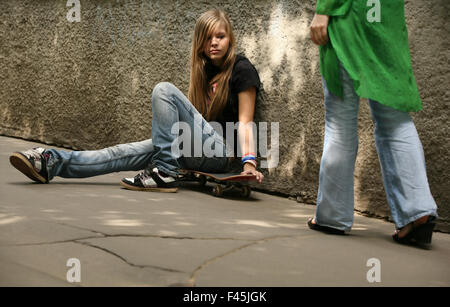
[316,0,422,112]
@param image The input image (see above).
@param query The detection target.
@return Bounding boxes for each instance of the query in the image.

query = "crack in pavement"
[1,234,250,247]
[188,234,313,286]
[73,240,186,274]
[1,235,106,247]
[55,222,252,241]
[2,236,187,275]
[55,222,106,237]
[4,220,303,247]
[2,221,310,283]
[103,234,251,241]
[1,221,259,277]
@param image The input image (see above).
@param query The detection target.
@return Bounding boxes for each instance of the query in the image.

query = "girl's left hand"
[241,166,264,184]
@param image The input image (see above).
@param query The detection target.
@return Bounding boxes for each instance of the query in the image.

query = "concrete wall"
[1,0,448,231]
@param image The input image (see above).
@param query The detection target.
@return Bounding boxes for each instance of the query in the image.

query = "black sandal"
[307,218,346,235]
[393,217,436,247]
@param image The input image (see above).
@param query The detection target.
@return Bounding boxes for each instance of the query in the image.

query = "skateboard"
[179,170,257,198]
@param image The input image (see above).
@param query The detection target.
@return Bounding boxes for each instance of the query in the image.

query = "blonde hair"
[188,9,236,122]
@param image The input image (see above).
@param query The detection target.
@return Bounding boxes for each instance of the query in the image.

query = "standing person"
[307,0,438,247]
[9,9,264,193]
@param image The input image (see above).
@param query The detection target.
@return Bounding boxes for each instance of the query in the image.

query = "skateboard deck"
[179,169,257,198]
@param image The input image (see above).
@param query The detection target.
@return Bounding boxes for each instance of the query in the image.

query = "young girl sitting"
[10,9,264,192]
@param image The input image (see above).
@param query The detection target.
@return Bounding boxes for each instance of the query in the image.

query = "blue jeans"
[316,64,438,231]
[46,82,230,180]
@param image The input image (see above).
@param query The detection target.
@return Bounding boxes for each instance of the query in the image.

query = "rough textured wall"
[1,0,448,231]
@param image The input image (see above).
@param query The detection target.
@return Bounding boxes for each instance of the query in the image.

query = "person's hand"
[241,163,264,184]
[310,14,330,46]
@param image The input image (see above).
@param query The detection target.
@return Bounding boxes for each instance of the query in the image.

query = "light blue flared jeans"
[315,64,438,231]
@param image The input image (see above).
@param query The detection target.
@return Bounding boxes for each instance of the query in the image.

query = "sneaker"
[10,148,50,183]
[120,165,179,193]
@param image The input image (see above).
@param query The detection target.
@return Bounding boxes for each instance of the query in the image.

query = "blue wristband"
[242,156,256,163]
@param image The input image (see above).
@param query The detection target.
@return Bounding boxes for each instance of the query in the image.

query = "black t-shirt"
[205,55,261,154]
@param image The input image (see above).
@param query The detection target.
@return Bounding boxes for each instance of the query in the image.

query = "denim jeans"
[315,64,438,231]
[46,82,230,181]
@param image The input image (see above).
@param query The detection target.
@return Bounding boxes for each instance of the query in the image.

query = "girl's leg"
[46,139,155,180]
[315,64,360,232]
[12,82,229,185]
[178,156,231,174]
[121,82,230,191]
[149,82,229,176]
[368,100,438,229]
[51,80,230,181]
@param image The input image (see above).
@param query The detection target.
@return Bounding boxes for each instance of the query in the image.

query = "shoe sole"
[307,218,346,235]
[393,222,435,249]
[10,153,47,184]
[414,222,435,248]
[120,180,178,193]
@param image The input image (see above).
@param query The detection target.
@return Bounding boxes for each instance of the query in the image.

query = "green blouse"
[316,0,422,112]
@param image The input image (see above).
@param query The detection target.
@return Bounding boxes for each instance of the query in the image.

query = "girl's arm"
[238,86,264,184]
[311,0,352,45]
[310,14,330,46]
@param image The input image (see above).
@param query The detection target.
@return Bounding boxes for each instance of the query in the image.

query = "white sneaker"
[120,166,178,193]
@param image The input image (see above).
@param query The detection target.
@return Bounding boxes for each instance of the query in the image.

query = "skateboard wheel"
[213,185,223,197]
[198,175,207,186]
[241,186,251,198]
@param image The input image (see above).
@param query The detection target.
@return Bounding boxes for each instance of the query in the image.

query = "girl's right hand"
[241,163,264,184]
[310,14,330,46]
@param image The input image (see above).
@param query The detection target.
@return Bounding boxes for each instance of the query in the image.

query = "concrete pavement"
[0,136,449,287]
